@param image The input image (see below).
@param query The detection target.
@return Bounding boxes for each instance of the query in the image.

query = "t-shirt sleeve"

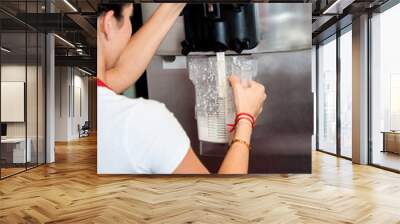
[130,99,191,174]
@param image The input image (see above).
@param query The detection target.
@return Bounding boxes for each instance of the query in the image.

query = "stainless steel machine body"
[142,3,313,173]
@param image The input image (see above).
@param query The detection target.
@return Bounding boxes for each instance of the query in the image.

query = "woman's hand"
[102,3,186,94]
[160,3,187,12]
[229,75,267,120]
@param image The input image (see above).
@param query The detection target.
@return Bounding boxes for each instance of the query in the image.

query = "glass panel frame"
[0,27,28,178]
[0,0,47,179]
[370,2,400,172]
[27,31,39,169]
[339,26,353,159]
[315,23,354,161]
[317,35,338,155]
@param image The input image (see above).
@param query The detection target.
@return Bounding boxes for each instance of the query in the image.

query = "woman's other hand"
[229,75,267,120]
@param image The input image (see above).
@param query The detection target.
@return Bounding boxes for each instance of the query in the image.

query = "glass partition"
[317,36,337,154]
[371,3,400,171]
[0,0,46,179]
[1,30,28,177]
[27,31,38,169]
[339,27,352,158]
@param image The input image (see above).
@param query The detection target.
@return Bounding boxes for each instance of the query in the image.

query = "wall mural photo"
[96,2,312,174]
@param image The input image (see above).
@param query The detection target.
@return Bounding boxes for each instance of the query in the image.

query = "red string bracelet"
[228,113,256,132]
[228,117,253,129]
[236,112,255,124]
[228,117,254,132]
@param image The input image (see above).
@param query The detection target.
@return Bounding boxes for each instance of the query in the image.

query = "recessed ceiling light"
[1,47,11,53]
[63,0,78,12]
[78,67,93,76]
[54,34,75,48]
[323,0,354,15]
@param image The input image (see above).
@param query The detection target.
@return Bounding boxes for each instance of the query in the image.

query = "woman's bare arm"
[218,77,266,174]
[173,75,266,174]
[173,148,210,174]
[218,120,253,174]
[173,119,253,174]
[105,3,185,93]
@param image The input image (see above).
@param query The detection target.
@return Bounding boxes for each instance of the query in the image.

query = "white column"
[46,0,56,163]
[352,14,369,164]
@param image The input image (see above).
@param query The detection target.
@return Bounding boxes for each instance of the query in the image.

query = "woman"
[97,3,267,174]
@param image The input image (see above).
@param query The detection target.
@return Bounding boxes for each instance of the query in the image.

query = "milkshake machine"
[142,3,313,173]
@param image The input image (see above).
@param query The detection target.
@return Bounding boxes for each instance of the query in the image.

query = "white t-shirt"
[97,84,190,174]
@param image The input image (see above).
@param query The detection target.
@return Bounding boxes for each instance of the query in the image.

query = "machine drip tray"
[199,141,229,157]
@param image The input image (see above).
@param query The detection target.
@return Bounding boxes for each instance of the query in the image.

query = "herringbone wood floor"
[1,135,400,224]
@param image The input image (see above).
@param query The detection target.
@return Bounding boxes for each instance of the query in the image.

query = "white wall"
[54,67,89,141]
[1,65,40,138]
[71,73,89,139]
[55,66,69,141]
[1,65,26,139]
[1,64,46,164]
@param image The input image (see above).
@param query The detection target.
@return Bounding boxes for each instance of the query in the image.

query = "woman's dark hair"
[97,4,130,20]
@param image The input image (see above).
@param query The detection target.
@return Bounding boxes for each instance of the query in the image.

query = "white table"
[1,138,31,163]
